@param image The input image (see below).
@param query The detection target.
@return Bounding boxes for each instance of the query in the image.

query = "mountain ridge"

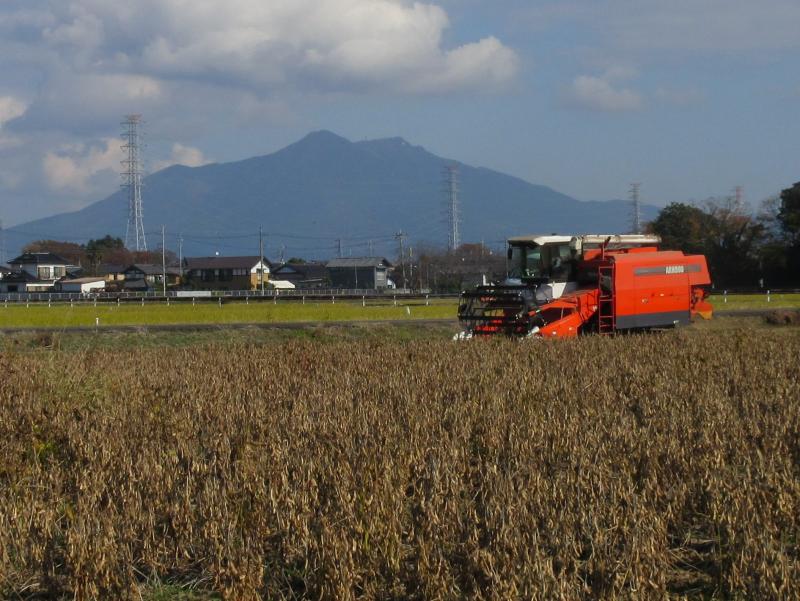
[4,130,658,260]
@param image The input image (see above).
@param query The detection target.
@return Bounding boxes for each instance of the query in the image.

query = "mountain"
[4,130,659,260]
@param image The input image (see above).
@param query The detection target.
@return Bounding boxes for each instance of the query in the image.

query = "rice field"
[1,325,798,599]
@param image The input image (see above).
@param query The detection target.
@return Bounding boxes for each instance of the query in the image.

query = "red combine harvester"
[456,234,713,338]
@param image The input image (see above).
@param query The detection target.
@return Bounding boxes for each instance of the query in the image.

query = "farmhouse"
[326,257,392,289]
[183,256,270,291]
[6,252,78,291]
[122,264,182,290]
[270,262,329,288]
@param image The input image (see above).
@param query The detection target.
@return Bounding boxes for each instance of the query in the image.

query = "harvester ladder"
[597,264,616,334]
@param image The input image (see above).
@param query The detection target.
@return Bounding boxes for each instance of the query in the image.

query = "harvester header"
[456,234,712,338]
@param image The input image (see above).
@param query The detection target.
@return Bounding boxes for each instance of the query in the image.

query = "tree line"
[647,182,800,289]
[21,236,178,274]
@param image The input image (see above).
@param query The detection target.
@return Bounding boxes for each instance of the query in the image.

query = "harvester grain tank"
[456,234,713,338]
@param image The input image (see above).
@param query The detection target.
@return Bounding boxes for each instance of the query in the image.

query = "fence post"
[331,295,335,305]
[362,295,365,307]
[767,289,771,303]
[219,297,222,308]
[393,295,397,306]
[723,290,727,304]
[302,295,305,305]
[426,294,429,306]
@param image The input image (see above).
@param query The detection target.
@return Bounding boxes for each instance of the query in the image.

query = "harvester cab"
[456,234,712,339]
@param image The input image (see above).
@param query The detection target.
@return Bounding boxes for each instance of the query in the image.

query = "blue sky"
[1,0,798,227]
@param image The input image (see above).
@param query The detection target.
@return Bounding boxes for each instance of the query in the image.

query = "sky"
[1,0,798,228]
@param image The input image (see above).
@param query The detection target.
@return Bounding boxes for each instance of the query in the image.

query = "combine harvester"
[456,234,713,338]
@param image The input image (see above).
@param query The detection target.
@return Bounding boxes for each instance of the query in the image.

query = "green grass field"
[0,299,458,329]
[708,293,800,310]
[0,293,796,330]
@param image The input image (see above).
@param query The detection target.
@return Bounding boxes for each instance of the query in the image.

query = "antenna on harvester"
[443,164,460,251]
[121,114,147,251]
[629,182,642,235]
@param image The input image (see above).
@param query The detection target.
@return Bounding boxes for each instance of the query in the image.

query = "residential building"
[122,264,182,290]
[8,252,77,286]
[0,270,37,293]
[183,256,270,290]
[326,257,392,289]
[270,262,329,288]
[0,265,10,280]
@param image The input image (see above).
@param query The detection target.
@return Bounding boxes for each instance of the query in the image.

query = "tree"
[778,182,800,245]
[647,203,711,256]
[22,240,86,265]
[86,236,131,272]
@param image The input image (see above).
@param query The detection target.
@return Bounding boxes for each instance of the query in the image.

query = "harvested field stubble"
[1,330,799,600]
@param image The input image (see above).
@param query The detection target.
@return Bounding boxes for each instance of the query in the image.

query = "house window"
[53,266,65,278]
[38,266,51,279]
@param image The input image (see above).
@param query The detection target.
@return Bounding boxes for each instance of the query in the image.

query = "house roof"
[60,276,106,285]
[0,265,10,274]
[124,264,182,276]
[272,262,328,280]
[326,257,392,268]
[96,263,126,275]
[184,256,270,270]
[8,252,72,266]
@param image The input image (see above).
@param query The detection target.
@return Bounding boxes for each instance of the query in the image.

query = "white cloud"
[153,143,211,171]
[0,95,26,150]
[0,96,26,127]
[524,0,800,54]
[42,137,121,193]
[567,75,642,111]
[4,0,517,95]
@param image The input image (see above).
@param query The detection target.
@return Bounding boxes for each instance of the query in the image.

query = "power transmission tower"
[629,182,642,235]
[733,185,744,210]
[443,165,460,251]
[121,115,147,251]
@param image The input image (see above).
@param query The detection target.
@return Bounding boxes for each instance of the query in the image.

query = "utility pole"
[0,218,5,265]
[629,182,642,235]
[395,231,407,290]
[368,239,374,256]
[259,225,265,294]
[178,233,183,279]
[408,246,414,291]
[161,224,167,296]
[337,238,343,258]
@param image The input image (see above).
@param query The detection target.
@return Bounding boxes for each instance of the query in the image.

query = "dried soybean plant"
[0,329,798,600]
